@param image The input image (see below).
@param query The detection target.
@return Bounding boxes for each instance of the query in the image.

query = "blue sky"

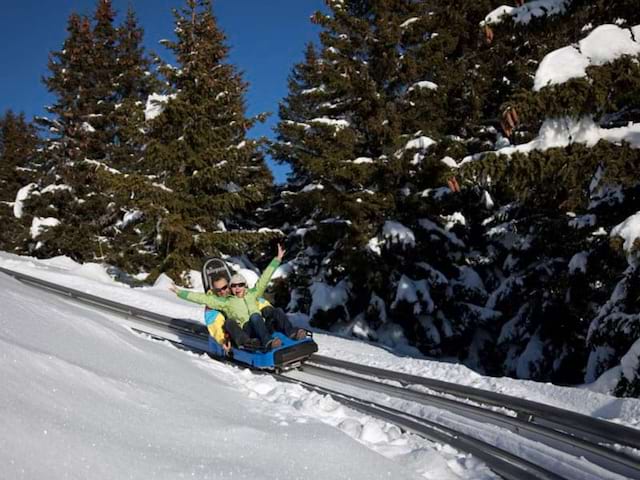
[0,0,325,183]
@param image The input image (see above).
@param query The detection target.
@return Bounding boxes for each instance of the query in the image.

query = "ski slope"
[1,252,639,479]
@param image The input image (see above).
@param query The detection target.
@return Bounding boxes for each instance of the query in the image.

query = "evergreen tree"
[0,111,40,251]
[23,11,100,260]
[0,111,40,201]
[88,5,164,274]
[86,0,119,161]
[27,6,114,261]
[457,0,640,389]
[39,13,95,168]
[272,0,640,394]
[144,0,276,282]
[271,0,492,355]
[378,1,502,361]
[29,1,159,264]
[273,0,402,330]
[111,6,159,171]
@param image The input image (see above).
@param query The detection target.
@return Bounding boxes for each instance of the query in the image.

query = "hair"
[211,275,228,284]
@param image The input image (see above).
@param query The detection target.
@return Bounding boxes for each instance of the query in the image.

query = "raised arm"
[170,285,228,310]
[253,244,285,298]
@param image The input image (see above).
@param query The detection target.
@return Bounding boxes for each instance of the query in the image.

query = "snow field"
[1,251,640,479]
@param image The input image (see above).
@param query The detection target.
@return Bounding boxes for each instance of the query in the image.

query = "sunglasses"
[213,284,229,293]
[230,283,246,288]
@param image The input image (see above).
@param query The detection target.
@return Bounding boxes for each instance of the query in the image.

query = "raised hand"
[276,243,286,261]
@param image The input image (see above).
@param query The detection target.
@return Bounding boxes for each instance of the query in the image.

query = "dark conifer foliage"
[109,6,160,172]
[273,0,406,325]
[271,0,640,395]
[143,0,276,281]
[1,0,638,396]
[271,0,490,355]
[0,111,40,199]
[89,6,163,275]
[29,4,114,261]
[39,13,95,168]
[456,0,640,390]
[87,0,119,160]
[24,1,160,266]
[0,111,40,251]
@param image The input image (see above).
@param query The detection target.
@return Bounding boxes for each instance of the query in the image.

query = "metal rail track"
[309,355,640,453]
[2,265,639,479]
[0,265,210,346]
[273,371,564,480]
[288,363,640,480]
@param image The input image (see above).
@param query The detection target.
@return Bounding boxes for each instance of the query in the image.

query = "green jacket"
[176,258,280,327]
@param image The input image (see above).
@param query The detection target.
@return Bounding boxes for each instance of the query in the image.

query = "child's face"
[230,282,247,298]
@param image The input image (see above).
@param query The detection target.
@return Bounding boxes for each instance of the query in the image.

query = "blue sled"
[208,331,318,370]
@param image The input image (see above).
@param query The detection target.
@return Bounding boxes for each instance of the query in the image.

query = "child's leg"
[244,313,271,346]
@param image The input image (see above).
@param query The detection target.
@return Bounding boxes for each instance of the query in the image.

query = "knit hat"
[230,273,247,285]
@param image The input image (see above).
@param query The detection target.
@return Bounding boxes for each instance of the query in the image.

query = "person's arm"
[253,244,285,298]
[170,285,227,309]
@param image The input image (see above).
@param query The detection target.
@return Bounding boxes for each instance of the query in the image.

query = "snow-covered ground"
[1,252,639,479]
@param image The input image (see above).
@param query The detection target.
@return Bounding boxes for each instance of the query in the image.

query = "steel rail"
[273,373,565,480]
[308,355,640,452]
[0,265,208,337]
[295,363,640,480]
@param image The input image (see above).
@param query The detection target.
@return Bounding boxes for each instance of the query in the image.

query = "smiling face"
[212,278,230,297]
[230,281,247,298]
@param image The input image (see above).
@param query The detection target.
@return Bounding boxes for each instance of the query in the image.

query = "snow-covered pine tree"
[87,5,165,275]
[272,0,413,333]
[271,0,493,356]
[110,6,160,173]
[143,0,277,282]
[38,13,94,169]
[20,1,163,271]
[458,1,640,390]
[29,11,106,261]
[85,0,119,161]
[377,1,503,362]
[0,111,40,252]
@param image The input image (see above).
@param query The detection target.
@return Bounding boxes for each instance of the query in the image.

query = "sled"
[201,257,317,371]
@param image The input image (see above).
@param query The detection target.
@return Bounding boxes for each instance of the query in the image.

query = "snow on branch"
[407,81,438,92]
[13,184,39,219]
[30,217,60,239]
[145,93,177,121]
[400,17,419,29]
[367,221,416,255]
[483,0,571,27]
[310,280,350,317]
[534,24,640,91]
[309,117,350,129]
[84,159,122,175]
[611,211,640,261]
[392,275,434,315]
[460,117,640,166]
[418,218,465,248]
